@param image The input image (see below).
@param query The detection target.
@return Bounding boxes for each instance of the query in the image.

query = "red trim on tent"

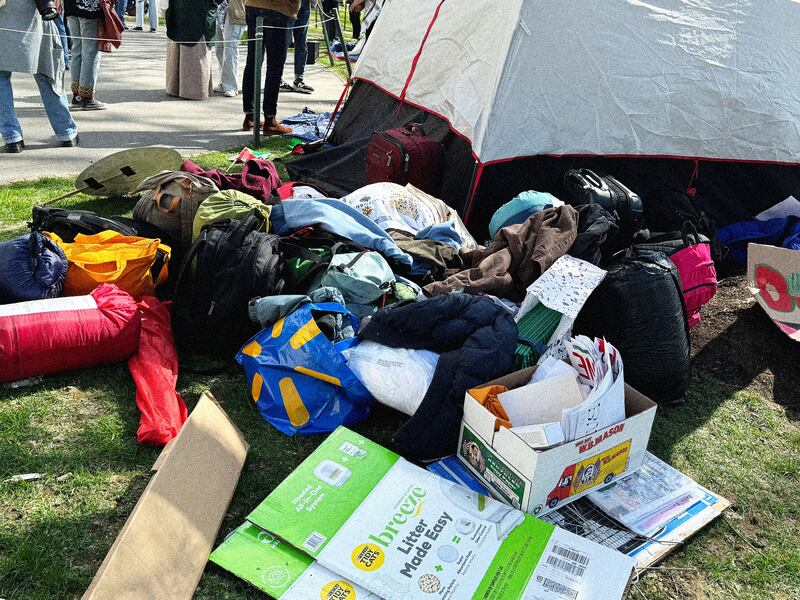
[329,78,352,128]
[354,77,800,170]
[464,162,485,224]
[479,152,800,168]
[352,76,480,163]
[399,0,447,103]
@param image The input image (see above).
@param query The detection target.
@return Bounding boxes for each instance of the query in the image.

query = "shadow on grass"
[693,304,800,420]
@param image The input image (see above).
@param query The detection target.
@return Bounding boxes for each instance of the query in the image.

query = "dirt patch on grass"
[691,275,800,416]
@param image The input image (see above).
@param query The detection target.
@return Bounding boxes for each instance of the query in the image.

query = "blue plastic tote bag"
[236,302,372,435]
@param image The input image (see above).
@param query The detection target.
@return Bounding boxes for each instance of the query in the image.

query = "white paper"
[755,196,800,221]
[511,422,566,449]
[587,453,702,536]
[517,256,607,322]
[497,374,584,429]
[562,337,626,441]
[531,355,579,385]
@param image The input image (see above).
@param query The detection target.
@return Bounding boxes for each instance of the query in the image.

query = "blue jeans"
[54,15,69,67]
[215,16,245,93]
[136,0,158,30]
[67,16,102,98]
[0,71,78,144]
[242,7,291,118]
[116,0,127,19]
[287,0,310,78]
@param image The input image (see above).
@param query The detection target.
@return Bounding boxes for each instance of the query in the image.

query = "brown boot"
[242,114,265,132]
[262,118,293,137]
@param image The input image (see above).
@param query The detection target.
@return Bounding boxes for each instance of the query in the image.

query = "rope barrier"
[0,15,339,45]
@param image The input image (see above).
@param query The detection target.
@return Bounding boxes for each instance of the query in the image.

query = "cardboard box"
[458,367,657,517]
[83,391,249,600]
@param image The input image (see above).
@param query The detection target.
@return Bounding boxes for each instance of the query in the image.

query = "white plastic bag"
[343,341,438,415]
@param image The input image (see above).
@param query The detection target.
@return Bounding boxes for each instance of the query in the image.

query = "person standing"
[280,0,313,94]
[133,0,157,31]
[115,0,128,29]
[347,0,360,38]
[213,0,245,97]
[165,0,217,100]
[0,0,79,152]
[53,0,70,69]
[64,0,107,109]
[241,0,298,135]
[321,0,338,44]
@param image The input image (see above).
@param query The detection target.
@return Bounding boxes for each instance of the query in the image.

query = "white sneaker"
[213,84,224,94]
[223,89,237,97]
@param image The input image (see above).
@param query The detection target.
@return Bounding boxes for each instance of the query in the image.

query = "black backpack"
[641,189,723,261]
[173,215,285,358]
[30,206,138,242]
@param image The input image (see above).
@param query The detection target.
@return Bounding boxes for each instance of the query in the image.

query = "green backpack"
[192,190,271,239]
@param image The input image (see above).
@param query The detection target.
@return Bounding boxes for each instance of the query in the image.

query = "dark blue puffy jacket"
[360,294,518,461]
[0,232,68,304]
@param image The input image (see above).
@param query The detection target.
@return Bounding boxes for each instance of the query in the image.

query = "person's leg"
[242,7,266,118]
[66,16,82,100]
[220,17,243,94]
[322,0,338,43]
[135,0,144,28]
[77,18,104,107]
[116,0,128,27]
[34,72,78,143]
[261,10,292,134]
[214,19,225,85]
[293,0,309,80]
[54,14,69,68]
[0,71,23,145]
[148,0,158,30]
[350,8,361,38]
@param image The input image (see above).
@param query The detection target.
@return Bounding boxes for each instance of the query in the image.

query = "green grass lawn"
[0,152,799,600]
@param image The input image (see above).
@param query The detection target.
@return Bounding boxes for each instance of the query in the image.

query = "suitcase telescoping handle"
[405,122,427,137]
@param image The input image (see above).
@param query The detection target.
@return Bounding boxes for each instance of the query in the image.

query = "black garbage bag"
[574,248,690,404]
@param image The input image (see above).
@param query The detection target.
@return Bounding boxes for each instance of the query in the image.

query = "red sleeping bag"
[0,284,141,383]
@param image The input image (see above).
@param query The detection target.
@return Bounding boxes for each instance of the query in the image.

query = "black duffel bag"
[575,247,690,405]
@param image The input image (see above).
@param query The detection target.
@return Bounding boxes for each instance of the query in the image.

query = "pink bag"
[669,241,717,328]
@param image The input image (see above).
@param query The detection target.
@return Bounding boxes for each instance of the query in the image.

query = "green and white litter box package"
[242,427,635,600]
[209,522,377,599]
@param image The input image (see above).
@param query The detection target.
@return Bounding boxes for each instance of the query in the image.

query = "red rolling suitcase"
[365,123,445,195]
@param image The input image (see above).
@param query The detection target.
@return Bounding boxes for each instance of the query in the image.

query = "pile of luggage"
[0,152,721,458]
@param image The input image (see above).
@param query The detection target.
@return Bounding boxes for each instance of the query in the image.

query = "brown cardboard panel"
[83,391,249,600]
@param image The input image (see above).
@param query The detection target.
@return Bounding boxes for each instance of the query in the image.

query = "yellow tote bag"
[47,231,171,297]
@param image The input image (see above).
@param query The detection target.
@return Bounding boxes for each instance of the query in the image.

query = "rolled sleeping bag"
[0,283,141,383]
[0,232,68,304]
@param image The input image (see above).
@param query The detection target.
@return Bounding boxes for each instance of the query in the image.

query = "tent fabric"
[357,0,800,165]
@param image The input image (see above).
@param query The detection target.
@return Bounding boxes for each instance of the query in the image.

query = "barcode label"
[546,555,586,578]
[303,531,326,553]
[551,544,590,566]
[542,577,578,599]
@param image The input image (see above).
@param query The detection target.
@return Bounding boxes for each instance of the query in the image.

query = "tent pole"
[253,17,263,147]
[333,7,353,78]
[463,159,480,221]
